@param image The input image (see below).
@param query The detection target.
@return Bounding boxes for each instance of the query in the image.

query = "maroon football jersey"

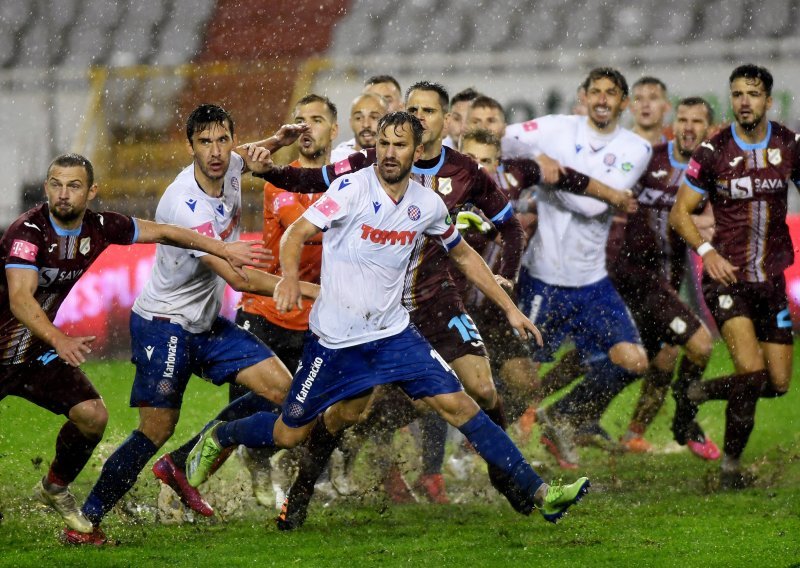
[0,204,136,364]
[616,142,692,288]
[685,122,800,283]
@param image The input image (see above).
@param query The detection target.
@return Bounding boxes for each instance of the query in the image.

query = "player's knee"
[70,399,108,438]
[468,381,497,409]
[686,327,713,365]
[652,345,680,372]
[610,343,648,375]
[137,421,175,448]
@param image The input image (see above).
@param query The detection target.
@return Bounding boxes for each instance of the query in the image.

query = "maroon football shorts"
[410,288,489,363]
[703,274,793,344]
[618,275,703,358]
[0,355,100,416]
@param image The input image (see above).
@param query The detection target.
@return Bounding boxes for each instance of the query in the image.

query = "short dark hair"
[48,153,94,187]
[460,128,501,152]
[377,111,424,147]
[677,96,715,125]
[364,74,401,93]
[186,103,234,142]
[470,95,506,119]
[295,94,338,121]
[632,76,668,94]
[451,87,480,107]
[582,67,629,99]
[405,81,450,111]
[729,64,773,96]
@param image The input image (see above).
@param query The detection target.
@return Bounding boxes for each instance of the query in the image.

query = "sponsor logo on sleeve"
[521,120,538,132]
[334,159,352,175]
[192,221,216,238]
[686,158,702,179]
[275,192,299,209]
[314,195,341,218]
[10,239,38,261]
[621,162,633,172]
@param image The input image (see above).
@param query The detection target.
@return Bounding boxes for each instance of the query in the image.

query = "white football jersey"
[503,115,651,286]
[132,153,244,332]
[330,138,357,163]
[303,166,460,348]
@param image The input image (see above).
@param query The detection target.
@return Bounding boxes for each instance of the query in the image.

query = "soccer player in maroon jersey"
[670,64,797,489]
[0,153,267,533]
[612,97,719,458]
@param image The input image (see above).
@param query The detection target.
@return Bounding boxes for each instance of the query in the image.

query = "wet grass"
[1,342,799,566]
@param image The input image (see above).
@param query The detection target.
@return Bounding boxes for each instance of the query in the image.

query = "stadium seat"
[516,0,565,50]
[560,0,609,49]
[468,0,524,53]
[701,0,748,40]
[153,0,216,65]
[649,0,699,45]
[108,1,167,66]
[747,0,796,39]
[605,0,651,47]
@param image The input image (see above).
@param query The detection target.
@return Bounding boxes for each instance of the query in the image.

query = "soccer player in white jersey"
[185,112,590,531]
[65,104,318,545]
[503,67,652,469]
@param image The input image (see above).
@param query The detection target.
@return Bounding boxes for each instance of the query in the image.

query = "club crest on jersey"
[437,178,453,196]
[79,237,91,256]
[407,204,421,220]
[768,148,782,165]
[603,153,616,166]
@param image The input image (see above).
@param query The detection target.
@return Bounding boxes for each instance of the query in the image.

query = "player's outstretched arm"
[199,254,320,299]
[6,268,94,366]
[448,239,542,346]
[275,217,322,313]
[235,124,311,173]
[669,183,737,285]
[135,219,271,280]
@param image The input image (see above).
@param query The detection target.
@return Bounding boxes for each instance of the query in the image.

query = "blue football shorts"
[281,324,463,428]
[129,312,274,408]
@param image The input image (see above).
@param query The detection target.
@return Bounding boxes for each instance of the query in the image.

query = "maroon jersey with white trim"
[617,142,691,288]
[0,204,135,364]
[685,122,800,283]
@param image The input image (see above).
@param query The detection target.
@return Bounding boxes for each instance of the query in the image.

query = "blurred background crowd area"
[2,0,800,231]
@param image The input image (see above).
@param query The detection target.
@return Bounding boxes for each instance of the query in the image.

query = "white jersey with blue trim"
[133,153,244,333]
[303,166,460,349]
[504,114,651,286]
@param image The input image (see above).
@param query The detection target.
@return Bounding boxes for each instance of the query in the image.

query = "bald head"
[350,93,388,150]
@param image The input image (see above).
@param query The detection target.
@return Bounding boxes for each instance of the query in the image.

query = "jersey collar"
[412,147,446,175]
[731,121,772,151]
[667,141,688,171]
